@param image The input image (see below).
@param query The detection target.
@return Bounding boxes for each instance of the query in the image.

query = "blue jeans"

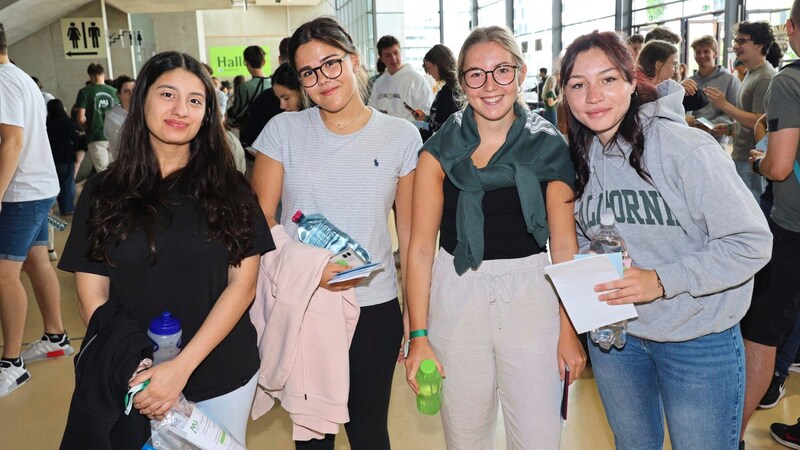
[776,312,800,378]
[735,160,765,201]
[589,325,744,450]
[54,162,76,214]
[0,198,55,261]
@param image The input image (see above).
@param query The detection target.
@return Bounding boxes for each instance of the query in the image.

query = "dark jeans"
[295,299,403,450]
[54,162,76,214]
[776,311,800,378]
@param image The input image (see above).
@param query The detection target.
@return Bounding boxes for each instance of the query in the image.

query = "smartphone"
[696,117,715,130]
[330,250,365,268]
[403,102,415,113]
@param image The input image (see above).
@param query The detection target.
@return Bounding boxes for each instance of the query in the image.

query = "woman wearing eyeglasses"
[404,26,586,449]
[250,17,420,450]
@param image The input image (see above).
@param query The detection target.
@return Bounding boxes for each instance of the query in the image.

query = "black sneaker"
[759,372,787,409]
[771,419,800,449]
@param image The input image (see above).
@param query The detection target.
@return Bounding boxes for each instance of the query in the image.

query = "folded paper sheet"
[544,254,638,334]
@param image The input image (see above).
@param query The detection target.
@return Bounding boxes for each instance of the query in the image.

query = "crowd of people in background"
[0,2,799,449]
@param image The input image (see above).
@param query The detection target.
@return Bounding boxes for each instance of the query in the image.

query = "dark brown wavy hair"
[86,51,258,266]
[560,31,659,199]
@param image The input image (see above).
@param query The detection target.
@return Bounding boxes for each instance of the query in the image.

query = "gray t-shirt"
[765,63,800,232]
[253,107,421,307]
[733,62,776,160]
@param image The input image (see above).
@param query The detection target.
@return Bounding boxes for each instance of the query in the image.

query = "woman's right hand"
[404,337,444,394]
[318,262,360,292]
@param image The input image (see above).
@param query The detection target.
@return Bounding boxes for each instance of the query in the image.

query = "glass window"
[514,0,552,35]
[404,0,441,75]
[562,16,616,48]
[478,0,506,28]
[563,0,615,26]
[443,0,472,60]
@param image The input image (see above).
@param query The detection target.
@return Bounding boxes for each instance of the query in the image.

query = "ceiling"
[2,0,321,46]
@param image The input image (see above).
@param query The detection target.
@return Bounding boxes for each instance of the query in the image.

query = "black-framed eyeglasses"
[460,64,520,89]
[731,38,753,47]
[296,54,350,88]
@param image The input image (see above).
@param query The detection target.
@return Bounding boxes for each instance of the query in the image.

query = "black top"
[242,87,282,147]
[682,89,709,112]
[47,116,81,164]
[59,174,274,402]
[440,176,547,260]
[421,83,459,141]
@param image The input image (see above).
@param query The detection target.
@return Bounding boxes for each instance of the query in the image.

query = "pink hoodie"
[250,225,360,441]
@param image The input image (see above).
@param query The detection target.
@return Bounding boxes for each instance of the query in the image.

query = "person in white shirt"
[103,75,134,164]
[0,23,73,399]
[368,35,434,122]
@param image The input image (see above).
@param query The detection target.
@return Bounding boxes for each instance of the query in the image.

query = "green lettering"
[639,191,661,225]
[622,189,643,224]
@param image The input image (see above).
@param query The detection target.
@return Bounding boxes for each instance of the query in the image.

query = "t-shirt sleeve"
[535,132,575,190]
[244,198,276,258]
[251,113,286,162]
[399,122,422,176]
[410,75,435,112]
[751,77,772,115]
[58,177,109,276]
[765,74,800,131]
[75,89,88,110]
[0,80,23,127]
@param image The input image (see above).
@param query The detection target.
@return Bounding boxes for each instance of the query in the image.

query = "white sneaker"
[21,334,75,363]
[0,360,31,398]
[48,249,58,261]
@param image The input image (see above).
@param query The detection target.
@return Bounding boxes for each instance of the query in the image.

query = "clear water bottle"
[48,213,68,231]
[148,394,246,450]
[148,312,182,365]
[416,359,443,415]
[589,213,630,350]
[292,210,371,265]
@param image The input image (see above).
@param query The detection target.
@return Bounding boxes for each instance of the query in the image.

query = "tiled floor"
[0,213,796,449]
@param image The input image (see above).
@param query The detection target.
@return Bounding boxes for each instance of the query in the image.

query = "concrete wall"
[9,0,132,106]
[201,3,334,80]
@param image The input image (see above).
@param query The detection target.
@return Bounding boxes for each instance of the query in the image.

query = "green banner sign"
[209,46,271,78]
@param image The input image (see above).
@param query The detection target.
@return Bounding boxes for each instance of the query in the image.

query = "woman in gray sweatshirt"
[560,31,772,450]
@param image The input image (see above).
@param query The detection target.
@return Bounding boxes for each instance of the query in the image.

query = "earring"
[631,90,638,101]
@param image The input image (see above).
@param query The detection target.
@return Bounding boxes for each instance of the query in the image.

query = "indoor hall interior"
[0,215,796,450]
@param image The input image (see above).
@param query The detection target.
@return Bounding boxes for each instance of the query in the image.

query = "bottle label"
[179,405,246,450]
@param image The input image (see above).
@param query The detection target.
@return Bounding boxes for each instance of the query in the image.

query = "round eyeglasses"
[296,54,351,88]
[460,64,519,89]
[731,38,753,47]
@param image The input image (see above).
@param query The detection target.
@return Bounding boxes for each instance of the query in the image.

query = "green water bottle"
[416,359,443,415]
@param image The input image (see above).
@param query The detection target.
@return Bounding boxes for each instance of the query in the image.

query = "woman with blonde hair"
[405,25,585,449]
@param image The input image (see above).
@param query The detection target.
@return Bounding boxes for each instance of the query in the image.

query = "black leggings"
[295,299,403,450]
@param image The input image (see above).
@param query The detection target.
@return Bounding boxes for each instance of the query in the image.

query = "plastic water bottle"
[148,312,182,365]
[292,210,371,265]
[148,394,246,450]
[48,213,68,231]
[588,213,630,350]
[416,359,443,415]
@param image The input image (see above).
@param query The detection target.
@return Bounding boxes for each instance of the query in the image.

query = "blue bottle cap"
[149,311,181,336]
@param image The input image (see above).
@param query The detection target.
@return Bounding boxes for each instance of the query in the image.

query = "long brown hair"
[560,31,659,199]
[86,51,258,266]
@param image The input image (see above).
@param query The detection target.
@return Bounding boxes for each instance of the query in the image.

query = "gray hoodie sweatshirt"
[574,80,772,342]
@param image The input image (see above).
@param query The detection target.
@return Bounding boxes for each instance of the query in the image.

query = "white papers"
[328,262,383,284]
[544,254,638,334]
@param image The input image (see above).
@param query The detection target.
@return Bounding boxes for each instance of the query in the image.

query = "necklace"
[323,106,368,130]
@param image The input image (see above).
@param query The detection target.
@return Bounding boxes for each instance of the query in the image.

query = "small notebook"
[328,263,383,284]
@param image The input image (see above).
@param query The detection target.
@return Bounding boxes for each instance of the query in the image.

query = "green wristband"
[409,329,428,339]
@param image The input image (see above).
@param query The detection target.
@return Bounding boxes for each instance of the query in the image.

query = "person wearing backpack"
[227,45,270,146]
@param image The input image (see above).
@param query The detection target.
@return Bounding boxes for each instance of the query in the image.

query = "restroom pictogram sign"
[61,18,107,59]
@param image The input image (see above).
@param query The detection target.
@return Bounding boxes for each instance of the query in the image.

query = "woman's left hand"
[130,359,192,420]
[557,327,586,384]
[594,266,664,305]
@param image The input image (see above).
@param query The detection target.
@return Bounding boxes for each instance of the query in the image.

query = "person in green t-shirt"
[75,63,117,172]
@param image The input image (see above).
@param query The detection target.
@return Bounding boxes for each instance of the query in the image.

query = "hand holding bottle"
[404,337,444,394]
[594,266,665,304]
[130,358,192,420]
